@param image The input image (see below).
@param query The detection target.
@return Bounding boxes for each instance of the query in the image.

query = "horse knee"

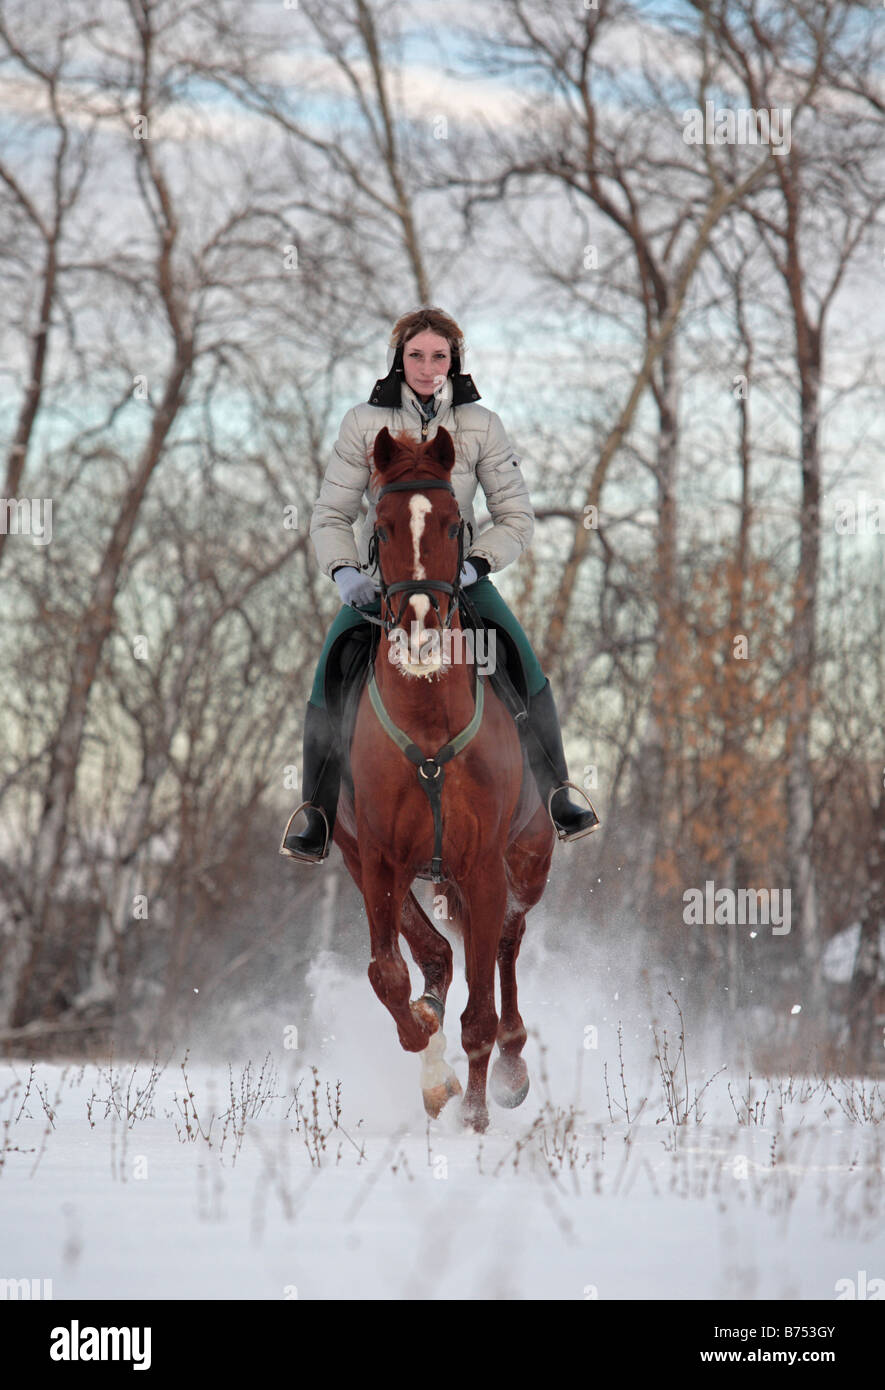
[368,952,409,1004]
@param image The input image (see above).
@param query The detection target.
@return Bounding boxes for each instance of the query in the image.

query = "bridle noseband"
[364,477,467,633]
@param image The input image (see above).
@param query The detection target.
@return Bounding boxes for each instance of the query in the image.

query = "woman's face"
[401,330,452,397]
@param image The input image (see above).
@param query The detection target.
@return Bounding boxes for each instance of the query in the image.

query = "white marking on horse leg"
[415,994,461,1112]
[420,1025,450,1089]
[420,1024,462,1115]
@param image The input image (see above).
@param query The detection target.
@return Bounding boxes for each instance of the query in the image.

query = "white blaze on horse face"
[409,494,432,581]
[406,494,437,669]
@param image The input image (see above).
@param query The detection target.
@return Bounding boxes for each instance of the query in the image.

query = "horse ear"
[373,426,395,473]
[427,426,455,473]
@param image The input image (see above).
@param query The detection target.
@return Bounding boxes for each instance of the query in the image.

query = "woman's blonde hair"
[389,306,465,363]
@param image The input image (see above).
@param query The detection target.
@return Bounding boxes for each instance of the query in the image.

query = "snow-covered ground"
[1,935,883,1301]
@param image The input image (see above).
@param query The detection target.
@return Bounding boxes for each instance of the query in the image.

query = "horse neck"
[374,618,479,743]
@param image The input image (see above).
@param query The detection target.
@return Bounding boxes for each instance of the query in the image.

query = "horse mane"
[369,430,453,494]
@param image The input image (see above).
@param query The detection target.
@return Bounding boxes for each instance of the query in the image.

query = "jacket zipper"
[409,393,430,440]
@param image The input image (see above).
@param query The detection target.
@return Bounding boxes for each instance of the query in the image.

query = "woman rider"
[280,306,599,862]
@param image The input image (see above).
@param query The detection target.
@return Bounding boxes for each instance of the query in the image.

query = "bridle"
[363,477,467,634]
[360,473,481,885]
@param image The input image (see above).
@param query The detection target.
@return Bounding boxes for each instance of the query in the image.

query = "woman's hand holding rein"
[334,566,377,608]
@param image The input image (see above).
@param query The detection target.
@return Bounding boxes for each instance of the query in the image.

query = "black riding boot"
[523,679,600,841]
[279,702,340,863]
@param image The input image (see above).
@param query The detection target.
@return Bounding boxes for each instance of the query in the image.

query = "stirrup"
[278,802,331,863]
[546,782,601,842]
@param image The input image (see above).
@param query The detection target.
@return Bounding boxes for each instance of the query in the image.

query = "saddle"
[324,604,530,798]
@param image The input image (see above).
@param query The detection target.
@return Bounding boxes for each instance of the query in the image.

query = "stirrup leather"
[278,802,331,862]
[546,781,601,842]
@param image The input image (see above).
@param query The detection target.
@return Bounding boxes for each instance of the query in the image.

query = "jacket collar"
[402,377,452,417]
[368,356,481,408]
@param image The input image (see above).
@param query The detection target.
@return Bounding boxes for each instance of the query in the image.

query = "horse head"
[370,426,466,678]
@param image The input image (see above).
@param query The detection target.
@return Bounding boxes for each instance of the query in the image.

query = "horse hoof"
[493,1077,529,1109]
[423,1073,462,1119]
[489,1056,530,1109]
[460,1099,489,1133]
[418,993,445,1026]
[410,998,441,1035]
[397,998,440,1052]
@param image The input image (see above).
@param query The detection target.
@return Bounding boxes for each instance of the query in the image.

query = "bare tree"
[707,0,885,994]
[0,1,98,566]
[187,0,459,312]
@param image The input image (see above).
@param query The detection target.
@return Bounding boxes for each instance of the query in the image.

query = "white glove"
[459,561,479,587]
[334,566,377,607]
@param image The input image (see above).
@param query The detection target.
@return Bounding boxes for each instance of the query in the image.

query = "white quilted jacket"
[309,376,534,579]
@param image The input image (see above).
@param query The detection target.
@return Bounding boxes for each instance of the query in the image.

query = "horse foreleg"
[489,816,553,1108]
[400,891,454,1008]
[490,911,529,1108]
[400,893,461,1117]
[459,872,507,1133]
[361,853,438,1054]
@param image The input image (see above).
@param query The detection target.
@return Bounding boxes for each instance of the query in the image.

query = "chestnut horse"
[331,425,554,1132]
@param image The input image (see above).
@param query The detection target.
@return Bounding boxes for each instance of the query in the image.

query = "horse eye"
[376,526,388,542]
[448,522,460,538]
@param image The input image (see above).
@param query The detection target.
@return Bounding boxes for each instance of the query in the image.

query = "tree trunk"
[8,347,193,1029]
[848,789,885,1066]
[785,276,823,999]
[627,333,680,923]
